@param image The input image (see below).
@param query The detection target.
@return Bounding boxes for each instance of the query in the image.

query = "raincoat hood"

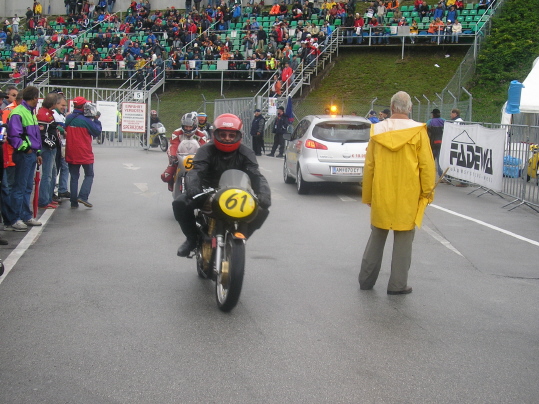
[370,124,424,152]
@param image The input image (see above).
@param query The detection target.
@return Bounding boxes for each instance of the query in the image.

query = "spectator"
[451,19,462,44]
[5,86,43,231]
[52,93,70,200]
[268,105,287,157]
[368,110,379,123]
[250,108,265,156]
[379,108,390,121]
[358,91,435,295]
[37,93,60,210]
[426,108,444,179]
[64,97,102,208]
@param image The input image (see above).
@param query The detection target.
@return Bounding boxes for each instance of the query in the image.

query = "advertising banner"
[440,123,506,192]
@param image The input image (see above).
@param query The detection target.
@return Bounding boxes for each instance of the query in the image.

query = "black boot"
[177,238,197,257]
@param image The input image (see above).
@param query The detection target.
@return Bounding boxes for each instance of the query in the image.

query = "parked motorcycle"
[526,144,539,184]
[191,169,259,312]
[141,123,168,151]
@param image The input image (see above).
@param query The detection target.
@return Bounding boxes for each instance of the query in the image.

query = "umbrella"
[33,165,41,218]
[414,167,449,228]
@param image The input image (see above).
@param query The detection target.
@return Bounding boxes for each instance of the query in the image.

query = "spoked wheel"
[283,157,295,184]
[159,136,168,152]
[296,165,311,195]
[216,235,245,312]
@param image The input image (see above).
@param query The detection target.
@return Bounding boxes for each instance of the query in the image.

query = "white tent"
[501,57,539,125]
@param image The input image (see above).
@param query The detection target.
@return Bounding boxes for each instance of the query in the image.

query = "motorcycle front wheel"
[216,234,245,312]
[159,136,168,152]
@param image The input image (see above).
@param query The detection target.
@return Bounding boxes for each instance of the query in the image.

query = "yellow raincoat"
[362,120,435,230]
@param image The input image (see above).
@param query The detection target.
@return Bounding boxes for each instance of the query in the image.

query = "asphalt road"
[1,146,538,404]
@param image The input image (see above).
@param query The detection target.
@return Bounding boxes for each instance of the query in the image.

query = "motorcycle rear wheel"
[216,235,245,312]
[160,136,168,152]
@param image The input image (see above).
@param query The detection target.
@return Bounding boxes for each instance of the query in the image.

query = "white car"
[282,115,372,194]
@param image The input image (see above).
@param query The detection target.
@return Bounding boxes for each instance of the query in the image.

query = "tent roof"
[519,57,539,113]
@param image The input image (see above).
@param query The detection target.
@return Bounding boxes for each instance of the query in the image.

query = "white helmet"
[181,111,198,136]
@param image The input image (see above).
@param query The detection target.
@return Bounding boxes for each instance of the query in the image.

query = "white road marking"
[123,163,141,170]
[431,204,539,248]
[337,194,357,202]
[133,183,156,198]
[0,209,54,285]
[134,183,149,193]
[422,224,463,256]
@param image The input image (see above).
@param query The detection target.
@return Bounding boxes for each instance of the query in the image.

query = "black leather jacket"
[185,142,271,207]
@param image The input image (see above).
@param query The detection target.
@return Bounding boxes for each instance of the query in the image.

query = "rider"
[173,113,271,257]
[161,111,207,191]
[196,112,212,139]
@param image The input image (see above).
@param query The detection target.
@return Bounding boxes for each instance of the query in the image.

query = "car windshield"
[312,122,371,143]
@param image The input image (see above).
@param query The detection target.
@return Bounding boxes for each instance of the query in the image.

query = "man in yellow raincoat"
[359,91,435,295]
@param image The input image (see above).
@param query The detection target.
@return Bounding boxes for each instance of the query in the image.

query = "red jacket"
[65,109,102,164]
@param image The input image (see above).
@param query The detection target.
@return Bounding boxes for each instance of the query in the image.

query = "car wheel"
[283,157,295,184]
[296,165,310,195]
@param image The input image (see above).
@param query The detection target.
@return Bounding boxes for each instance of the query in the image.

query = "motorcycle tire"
[216,235,245,312]
[160,136,168,152]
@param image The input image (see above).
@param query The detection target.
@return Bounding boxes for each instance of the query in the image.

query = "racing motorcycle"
[191,169,259,312]
[141,123,168,151]
[172,138,201,199]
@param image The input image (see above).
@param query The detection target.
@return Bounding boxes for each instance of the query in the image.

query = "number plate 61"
[218,189,256,218]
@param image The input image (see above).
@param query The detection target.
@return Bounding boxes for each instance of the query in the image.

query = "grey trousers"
[359,225,415,292]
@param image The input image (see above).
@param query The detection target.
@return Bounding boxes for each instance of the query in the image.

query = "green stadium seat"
[87,64,94,70]
[400,5,410,12]
[411,11,419,17]
[469,9,477,15]
[406,17,412,24]
[311,14,318,20]
[209,64,217,70]
[465,3,474,9]
[465,16,473,22]
[402,11,410,18]
[422,17,430,23]
[461,9,469,15]
[81,65,88,70]
[387,12,394,18]
[334,19,342,26]
[474,15,482,21]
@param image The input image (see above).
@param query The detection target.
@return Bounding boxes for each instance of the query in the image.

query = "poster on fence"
[268,97,277,116]
[96,101,118,132]
[439,123,506,192]
[121,102,146,133]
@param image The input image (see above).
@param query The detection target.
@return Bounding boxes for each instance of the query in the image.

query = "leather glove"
[161,164,176,183]
[258,193,271,209]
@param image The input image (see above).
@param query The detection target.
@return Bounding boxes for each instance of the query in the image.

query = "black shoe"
[52,195,62,203]
[387,287,413,295]
[58,191,71,198]
[266,153,274,157]
[276,154,284,158]
[0,237,8,245]
[177,239,197,257]
[77,198,93,208]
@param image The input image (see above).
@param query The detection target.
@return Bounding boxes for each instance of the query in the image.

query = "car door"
[286,118,311,176]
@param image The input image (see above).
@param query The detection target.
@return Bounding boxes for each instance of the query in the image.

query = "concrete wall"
[0,0,190,20]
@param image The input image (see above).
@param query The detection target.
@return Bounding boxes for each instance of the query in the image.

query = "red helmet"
[213,113,243,152]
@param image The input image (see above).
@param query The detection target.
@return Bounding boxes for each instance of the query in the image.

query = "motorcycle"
[172,138,201,199]
[191,169,259,312]
[141,123,168,151]
[526,144,539,184]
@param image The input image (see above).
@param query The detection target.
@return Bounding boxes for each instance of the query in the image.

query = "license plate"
[331,166,363,175]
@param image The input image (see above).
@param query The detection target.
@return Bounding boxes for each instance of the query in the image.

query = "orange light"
[305,139,328,150]
[330,105,338,114]
[234,232,246,239]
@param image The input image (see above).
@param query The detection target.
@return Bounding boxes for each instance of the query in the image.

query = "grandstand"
[0,0,497,88]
